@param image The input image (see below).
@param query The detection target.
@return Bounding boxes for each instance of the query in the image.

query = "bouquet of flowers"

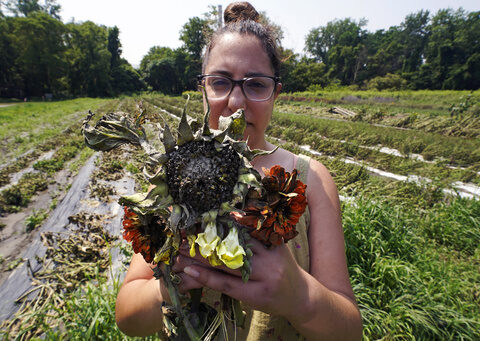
[81,98,307,340]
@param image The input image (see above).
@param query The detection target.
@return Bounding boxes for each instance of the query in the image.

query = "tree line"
[0,0,144,98]
[296,8,480,92]
[0,1,478,99]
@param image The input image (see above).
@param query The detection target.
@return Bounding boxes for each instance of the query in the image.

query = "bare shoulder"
[305,158,340,210]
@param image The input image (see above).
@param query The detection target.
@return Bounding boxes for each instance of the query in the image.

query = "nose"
[227,83,247,113]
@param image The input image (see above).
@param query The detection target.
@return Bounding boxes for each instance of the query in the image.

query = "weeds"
[0,172,48,214]
[343,198,480,339]
[25,209,48,232]
[6,258,24,271]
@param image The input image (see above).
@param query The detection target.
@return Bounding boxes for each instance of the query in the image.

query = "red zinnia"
[122,206,156,263]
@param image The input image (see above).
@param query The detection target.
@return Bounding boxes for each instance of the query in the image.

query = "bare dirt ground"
[0,103,16,108]
[0,148,136,322]
[0,168,71,285]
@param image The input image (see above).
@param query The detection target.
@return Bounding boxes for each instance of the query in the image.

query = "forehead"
[205,33,274,76]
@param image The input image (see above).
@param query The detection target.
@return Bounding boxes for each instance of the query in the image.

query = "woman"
[115,2,362,340]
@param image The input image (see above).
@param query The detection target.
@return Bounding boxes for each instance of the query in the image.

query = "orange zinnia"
[232,165,307,246]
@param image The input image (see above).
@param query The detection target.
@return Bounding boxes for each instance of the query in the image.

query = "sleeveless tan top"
[159,155,311,340]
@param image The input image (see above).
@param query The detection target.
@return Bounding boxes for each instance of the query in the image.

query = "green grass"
[68,147,96,174]
[41,276,156,340]
[280,89,480,108]
[0,98,109,165]
[343,197,480,340]
[276,89,480,138]
[25,208,48,232]
[267,123,480,186]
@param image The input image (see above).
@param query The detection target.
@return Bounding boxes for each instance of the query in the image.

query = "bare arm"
[283,158,362,340]
[115,254,166,336]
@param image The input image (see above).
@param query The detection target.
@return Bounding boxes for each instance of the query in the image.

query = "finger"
[176,272,204,294]
[171,254,205,273]
[183,265,264,304]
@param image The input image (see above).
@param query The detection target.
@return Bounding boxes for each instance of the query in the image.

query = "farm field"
[0,91,479,340]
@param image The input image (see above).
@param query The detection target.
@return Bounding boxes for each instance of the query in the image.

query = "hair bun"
[224,2,259,24]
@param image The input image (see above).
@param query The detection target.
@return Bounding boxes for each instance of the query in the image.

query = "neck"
[247,136,270,151]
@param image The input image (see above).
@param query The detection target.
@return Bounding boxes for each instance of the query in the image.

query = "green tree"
[399,10,430,73]
[140,47,195,94]
[64,21,112,97]
[0,16,21,97]
[280,50,327,92]
[4,0,60,19]
[179,16,211,59]
[423,8,480,89]
[139,46,175,74]
[107,26,121,68]
[305,18,367,85]
[305,18,367,65]
[143,57,177,94]
[10,11,66,96]
[107,26,144,94]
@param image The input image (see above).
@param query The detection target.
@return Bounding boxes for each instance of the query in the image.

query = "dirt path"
[0,103,16,108]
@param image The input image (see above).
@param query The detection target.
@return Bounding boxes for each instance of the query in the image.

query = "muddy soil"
[0,167,70,285]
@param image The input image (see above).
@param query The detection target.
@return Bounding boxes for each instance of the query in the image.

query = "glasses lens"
[204,76,232,98]
[243,77,275,101]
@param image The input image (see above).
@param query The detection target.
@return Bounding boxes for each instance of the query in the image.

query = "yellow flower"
[195,221,220,258]
[207,251,223,267]
[154,232,177,265]
[216,227,245,269]
[187,234,197,257]
[154,248,171,265]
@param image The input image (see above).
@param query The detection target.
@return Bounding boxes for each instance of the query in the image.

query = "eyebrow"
[209,70,272,78]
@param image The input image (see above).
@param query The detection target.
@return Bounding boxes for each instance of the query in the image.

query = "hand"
[171,238,310,320]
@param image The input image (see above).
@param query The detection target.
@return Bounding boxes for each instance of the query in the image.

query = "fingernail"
[184,266,199,278]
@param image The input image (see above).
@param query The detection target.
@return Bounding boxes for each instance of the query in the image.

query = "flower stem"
[164,264,201,341]
[190,288,203,314]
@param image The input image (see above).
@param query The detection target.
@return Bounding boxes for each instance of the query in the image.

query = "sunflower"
[232,165,307,246]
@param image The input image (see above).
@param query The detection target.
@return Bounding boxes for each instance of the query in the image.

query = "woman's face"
[203,32,281,149]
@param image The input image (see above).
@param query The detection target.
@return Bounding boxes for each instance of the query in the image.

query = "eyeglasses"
[197,74,280,102]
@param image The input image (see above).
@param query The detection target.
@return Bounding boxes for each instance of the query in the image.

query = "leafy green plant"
[6,258,24,271]
[25,209,48,232]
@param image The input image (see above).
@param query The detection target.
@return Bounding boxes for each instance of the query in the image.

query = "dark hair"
[202,2,281,77]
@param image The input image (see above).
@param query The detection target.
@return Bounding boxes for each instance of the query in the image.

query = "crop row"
[276,90,480,138]
[271,111,480,167]
[278,89,480,110]
[267,123,480,188]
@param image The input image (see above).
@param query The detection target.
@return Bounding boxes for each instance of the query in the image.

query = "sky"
[57,0,479,68]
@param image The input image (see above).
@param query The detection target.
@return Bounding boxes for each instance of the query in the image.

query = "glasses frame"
[197,74,280,102]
